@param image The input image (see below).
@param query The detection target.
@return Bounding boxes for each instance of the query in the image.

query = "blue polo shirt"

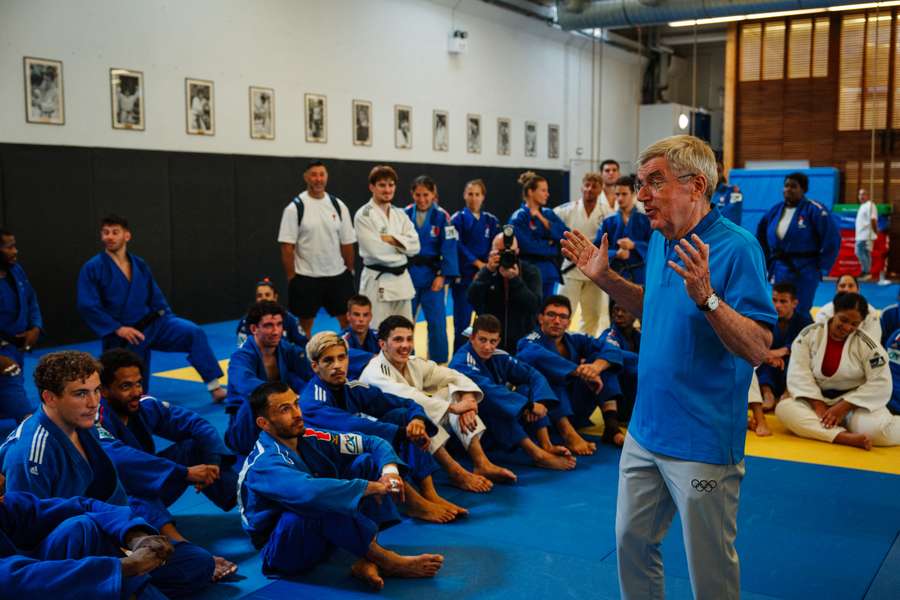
[631,208,776,465]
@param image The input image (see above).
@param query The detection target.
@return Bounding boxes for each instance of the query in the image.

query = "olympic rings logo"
[691,479,718,493]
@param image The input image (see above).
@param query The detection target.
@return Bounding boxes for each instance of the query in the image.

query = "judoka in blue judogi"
[0,490,170,599]
[405,177,459,363]
[755,173,841,315]
[76,215,225,399]
[516,296,626,452]
[509,201,569,299]
[712,163,743,225]
[600,301,642,422]
[238,381,444,584]
[237,308,306,347]
[0,230,42,429]
[880,288,900,346]
[595,204,652,285]
[882,328,900,415]
[756,283,813,404]
[449,317,576,470]
[342,325,380,354]
[96,348,238,533]
[0,402,215,598]
[450,190,501,351]
[300,331,466,523]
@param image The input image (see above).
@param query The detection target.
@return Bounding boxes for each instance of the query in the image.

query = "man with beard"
[96,348,238,580]
[300,332,466,523]
[76,215,225,401]
[0,229,41,430]
[238,381,444,589]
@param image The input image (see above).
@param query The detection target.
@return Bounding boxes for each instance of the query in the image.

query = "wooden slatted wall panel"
[813,17,830,77]
[741,23,762,81]
[863,14,892,130]
[789,19,812,78]
[839,14,866,131]
[763,22,786,80]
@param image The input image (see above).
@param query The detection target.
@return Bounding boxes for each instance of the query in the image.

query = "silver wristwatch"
[698,291,720,312]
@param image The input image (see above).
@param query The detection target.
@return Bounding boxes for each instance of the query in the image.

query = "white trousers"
[361,278,413,330]
[560,276,609,336]
[775,397,900,446]
[426,392,487,453]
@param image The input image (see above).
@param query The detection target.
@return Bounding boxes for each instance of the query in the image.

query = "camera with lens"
[499,225,518,269]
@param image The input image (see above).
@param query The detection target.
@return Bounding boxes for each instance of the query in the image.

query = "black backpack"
[293,193,343,228]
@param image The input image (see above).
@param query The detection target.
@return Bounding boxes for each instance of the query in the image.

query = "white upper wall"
[0,0,641,171]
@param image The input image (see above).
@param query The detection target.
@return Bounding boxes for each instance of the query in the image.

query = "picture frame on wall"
[548,124,560,159]
[185,78,215,135]
[110,68,144,131]
[524,121,537,157]
[249,86,275,140]
[24,56,64,125]
[466,114,481,154]
[433,110,448,152]
[497,118,511,156]
[305,93,327,143]
[353,99,372,146]
[395,105,412,149]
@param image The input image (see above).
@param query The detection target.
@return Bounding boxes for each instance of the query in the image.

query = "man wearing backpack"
[278,161,357,335]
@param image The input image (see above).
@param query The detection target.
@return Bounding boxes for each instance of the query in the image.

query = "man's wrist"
[381,464,400,476]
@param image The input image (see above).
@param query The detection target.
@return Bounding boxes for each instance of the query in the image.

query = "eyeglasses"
[543,311,571,321]
[634,172,697,194]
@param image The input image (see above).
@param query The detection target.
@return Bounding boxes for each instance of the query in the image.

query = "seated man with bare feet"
[238,381,444,589]
[450,315,576,470]
[517,295,626,451]
[748,282,811,437]
[300,331,466,523]
[360,315,516,491]
[777,292,900,449]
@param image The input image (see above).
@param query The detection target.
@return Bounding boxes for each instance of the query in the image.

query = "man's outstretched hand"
[562,230,609,284]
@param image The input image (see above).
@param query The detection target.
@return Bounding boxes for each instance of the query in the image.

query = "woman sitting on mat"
[813,274,881,341]
[777,291,900,449]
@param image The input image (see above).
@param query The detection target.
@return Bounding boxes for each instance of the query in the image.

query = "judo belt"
[132,309,166,332]
[561,263,577,275]
[364,262,408,279]
[408,254,442,273]
[611,258,645,280]
[822,387,857,400]
[771,250,819,275]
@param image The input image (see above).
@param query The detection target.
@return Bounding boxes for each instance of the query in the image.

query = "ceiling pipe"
[557,0,841,29]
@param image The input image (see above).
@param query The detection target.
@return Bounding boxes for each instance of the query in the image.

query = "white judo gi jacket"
[359,351,486,453]
[787,322,891,410]
[554,198,613,281]
[354,199,420,302]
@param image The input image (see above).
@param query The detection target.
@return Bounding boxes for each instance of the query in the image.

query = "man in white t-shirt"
[278,161,357,335]
[855,188,878,279]
[554,171,614,335]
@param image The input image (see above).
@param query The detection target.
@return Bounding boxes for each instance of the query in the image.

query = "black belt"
[132,309,166,332]
[771,250,819,275]
[365,263,408,279]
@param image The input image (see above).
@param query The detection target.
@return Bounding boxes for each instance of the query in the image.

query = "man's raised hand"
[562,230,609,284]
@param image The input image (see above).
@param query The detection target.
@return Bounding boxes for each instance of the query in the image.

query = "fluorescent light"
[669,2,900,27]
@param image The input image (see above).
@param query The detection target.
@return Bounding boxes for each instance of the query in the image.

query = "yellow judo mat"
[156,319,900,476]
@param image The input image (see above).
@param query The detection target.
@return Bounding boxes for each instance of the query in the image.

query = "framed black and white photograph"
[110,68,144,131]
[249,86,275,140]
[466,114,482,154]
[548,124,560,159]
[432,110,448,152]
[525,121,537,157]
[24,57,64,125]
[497,118,511,156]
[353,99,372,146]
[305,93,327,143]
[395,105,412,149]
[185,78,214,135]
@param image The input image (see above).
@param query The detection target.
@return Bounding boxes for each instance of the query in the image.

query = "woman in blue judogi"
[404,176,459,363]
[509,172,569,299]
[450,180,501,351]
[0,230,42,430]
[76,215,224,399]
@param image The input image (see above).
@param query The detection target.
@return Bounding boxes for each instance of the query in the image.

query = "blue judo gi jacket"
[883,328,900,414]
[341,327,380,355]
[77,252,170,338]
[404,204,459,288]
[595,211,652,284]
[757,311,813,395]
[238,428,403,549]
[509,203,569,292]
[0,492,156,599]
[712,183,743,225]
[237,310,306,347]
[0,263,42,420]
[450,208,501,281]
[225,336,312,456]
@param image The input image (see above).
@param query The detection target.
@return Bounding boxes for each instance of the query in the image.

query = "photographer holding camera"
[467,227,543,353]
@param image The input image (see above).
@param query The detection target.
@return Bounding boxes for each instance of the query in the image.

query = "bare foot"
[754,420,772,437]
[210,387,227,404]
[474,462,517,484]
[562,431,596,456]
[378,551,444,578]
[351,558,384,590]
[533,447,577,470]
[447,468,493,493]
[212,556,237,581]
[761,393,776,412]
[835,432,872,450]
[543,444,573,458]
[403,498,458,524]
[747,414,757,432]
[422,491,469,518]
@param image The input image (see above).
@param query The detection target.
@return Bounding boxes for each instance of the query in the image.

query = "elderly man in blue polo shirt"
[562,135,776,600]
